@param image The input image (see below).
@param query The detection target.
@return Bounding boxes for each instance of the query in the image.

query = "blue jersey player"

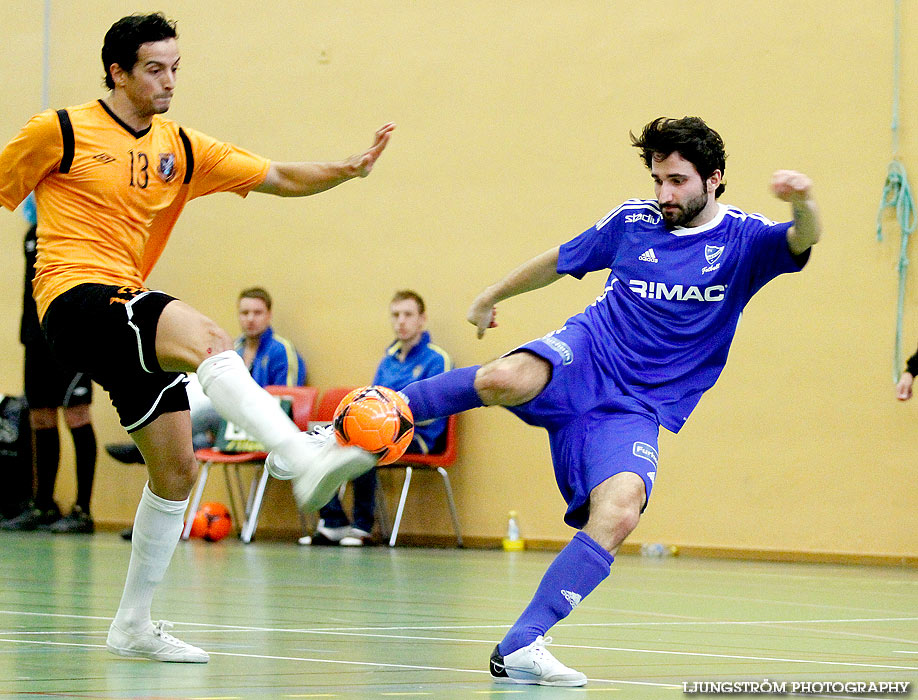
[293,116,820,685]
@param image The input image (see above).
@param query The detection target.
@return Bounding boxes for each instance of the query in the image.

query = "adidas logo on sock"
[638,248,658,263]
[561,589,582,609]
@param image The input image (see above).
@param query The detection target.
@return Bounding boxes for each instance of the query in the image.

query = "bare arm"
[253,123,395,197]
[771,170,821,255]
[466,247,564,338]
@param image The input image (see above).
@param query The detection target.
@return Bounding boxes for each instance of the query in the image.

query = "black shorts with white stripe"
[42,283,189,432]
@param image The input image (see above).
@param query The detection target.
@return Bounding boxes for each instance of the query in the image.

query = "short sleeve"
[556,204,628,279]
[743,219,807,297]
[181,126,270,200]
[0,111,63,211]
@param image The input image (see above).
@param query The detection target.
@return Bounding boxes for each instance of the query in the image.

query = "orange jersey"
[0,100,270,319]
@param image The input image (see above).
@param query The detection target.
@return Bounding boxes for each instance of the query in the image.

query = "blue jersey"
[556,199,807,433]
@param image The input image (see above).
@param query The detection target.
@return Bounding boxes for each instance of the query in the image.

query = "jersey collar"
[670,203,727,236]
[97,99,152,139]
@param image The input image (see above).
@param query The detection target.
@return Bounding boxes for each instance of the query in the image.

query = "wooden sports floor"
[0,533,914,699]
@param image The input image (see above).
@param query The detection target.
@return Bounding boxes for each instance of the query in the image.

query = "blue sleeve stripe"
[273,334,300,386]
[594,199,660,230]
[426,343,453,371]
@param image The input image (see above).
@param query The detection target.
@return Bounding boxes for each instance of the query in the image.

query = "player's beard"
[660,189,709,228]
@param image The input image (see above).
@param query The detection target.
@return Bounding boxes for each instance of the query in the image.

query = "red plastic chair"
[310,385,359,425]
[377,414,462,547]
[182,385,318,543]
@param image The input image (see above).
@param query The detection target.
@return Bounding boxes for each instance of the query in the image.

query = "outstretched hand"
[467,294,498,339]
[771,170,812,203]
[896,372,914,401]
[348,123,396,177]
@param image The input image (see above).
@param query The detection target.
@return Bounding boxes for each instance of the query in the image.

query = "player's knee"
[475,356,546,405]
[585,476,646,550]
[147,454,199,499]
[157,303,234,372]
[585,505,641,552]
[173,456,200,493]
[200,320,233,358]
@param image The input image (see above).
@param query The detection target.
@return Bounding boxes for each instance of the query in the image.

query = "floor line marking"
[1,609,913,633]
[0,634,914,673]
[0,638,681,689]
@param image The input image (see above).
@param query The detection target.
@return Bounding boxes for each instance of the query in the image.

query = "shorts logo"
[109,285,149,305]
[633,441,658,467]
[157,153,177,182]
[539,332,573,365]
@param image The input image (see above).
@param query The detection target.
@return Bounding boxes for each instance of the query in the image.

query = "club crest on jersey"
[157,153,177,182]
[702,245,725,274]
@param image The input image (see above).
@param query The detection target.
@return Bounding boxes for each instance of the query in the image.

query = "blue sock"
[499,531,614,655]
[400,365,483,422]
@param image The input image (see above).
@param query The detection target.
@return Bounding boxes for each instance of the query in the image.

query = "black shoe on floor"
[105,442,144,464]
[0,504,61,531]
[48,505,95,534]
[120,526,133,541]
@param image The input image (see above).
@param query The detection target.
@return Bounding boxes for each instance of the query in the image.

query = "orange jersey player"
[0,12,393,664]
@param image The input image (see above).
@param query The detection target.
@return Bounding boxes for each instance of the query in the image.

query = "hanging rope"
[877,0,917,380]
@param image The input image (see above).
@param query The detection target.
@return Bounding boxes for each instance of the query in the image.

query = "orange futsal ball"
[332,386,414,465]
[189,502,232,542]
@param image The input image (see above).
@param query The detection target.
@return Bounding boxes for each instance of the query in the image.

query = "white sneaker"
[489,636,586,686]
[340,527,372,546]
[106,620,209,663]
[300,520,350,546]
[265,426,376,511]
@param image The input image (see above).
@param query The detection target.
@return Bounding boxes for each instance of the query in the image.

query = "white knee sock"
[113,483,187,631]
[196,350,299,451]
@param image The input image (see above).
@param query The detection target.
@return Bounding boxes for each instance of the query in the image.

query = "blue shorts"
[506,323,660,528]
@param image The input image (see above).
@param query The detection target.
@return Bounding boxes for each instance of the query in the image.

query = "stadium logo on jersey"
[157,153,177,182]
[629,279,727,302]
[633,442,658,467]
[561,590,582,610]
[625,212,661,225]
[638,248,659,263]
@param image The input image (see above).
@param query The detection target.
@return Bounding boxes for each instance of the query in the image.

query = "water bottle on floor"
[640,543,678,557]
[502,510,525,551]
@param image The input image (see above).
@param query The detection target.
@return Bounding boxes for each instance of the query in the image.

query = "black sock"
[70,424,97,513]
[33,428,60,511]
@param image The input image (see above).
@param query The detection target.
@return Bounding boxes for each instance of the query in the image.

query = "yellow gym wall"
[0,2,915,561]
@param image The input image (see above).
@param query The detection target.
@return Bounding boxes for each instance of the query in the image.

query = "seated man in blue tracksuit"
[193,286,307,449]
[306,290,451,546]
